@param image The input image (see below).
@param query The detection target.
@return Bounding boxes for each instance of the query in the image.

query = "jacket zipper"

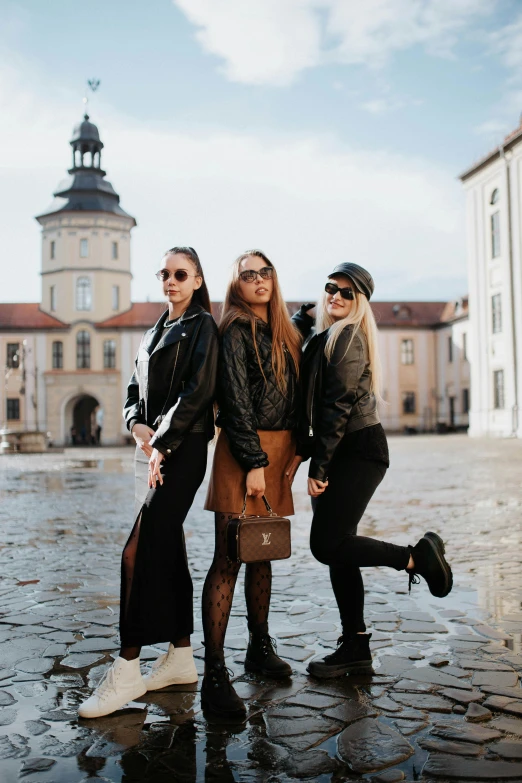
[309,370,318,437]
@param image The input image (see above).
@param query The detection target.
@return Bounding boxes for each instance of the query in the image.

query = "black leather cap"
[327,262,374,300]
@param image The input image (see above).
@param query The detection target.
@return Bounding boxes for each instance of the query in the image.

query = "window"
[76,277,92,311]
[6,343,19,368]
[493,370,505,409]
[491,212,500,258]
[103,339,116,369]
[448,336,453,363]
[50,240,55,259]
[492,293,502,334]
[462,332,468,361]
[400,339,414,365]
[80,238,89,258]
[112,242,118,260]
[112,285,119,311]
[402,391,416,414]
[52,341,63,370]
[491,188,500,205]
[50,285,56,312]
[76,330,91,369]
[462,388,470,414]
[6,398,20,420]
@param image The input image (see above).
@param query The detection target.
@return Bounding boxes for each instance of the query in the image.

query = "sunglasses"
[155,269,200,283]
[325,282,354,300]
[238,266,274,283]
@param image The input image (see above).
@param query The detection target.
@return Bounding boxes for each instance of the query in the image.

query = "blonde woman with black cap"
[288,262,453,678]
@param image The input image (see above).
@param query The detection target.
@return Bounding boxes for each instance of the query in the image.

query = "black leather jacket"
[292,305,380,481]
[123,304,218,457]
[216,318,298,471]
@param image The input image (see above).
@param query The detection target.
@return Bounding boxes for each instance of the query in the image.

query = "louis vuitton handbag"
[226,494,291,564]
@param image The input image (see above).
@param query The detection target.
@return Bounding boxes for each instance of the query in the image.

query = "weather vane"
[83,79,101,116]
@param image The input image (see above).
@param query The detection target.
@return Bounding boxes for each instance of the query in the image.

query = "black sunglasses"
[238,266,274,283]
[325,282,354,300]
[155,269,199,282]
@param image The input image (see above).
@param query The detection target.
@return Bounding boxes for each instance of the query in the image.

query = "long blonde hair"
[316,278,384,403]
[220,250,302,389]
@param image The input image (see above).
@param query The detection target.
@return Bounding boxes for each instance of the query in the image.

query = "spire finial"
[83,78,101,118]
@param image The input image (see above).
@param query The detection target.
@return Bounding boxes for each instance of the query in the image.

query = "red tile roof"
[0,303,67,330]
[370,301,448,328]
[0,299,465,332]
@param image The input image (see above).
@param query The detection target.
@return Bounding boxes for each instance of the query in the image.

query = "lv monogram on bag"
[226,494,291,564]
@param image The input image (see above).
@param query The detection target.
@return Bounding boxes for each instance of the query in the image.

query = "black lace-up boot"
[244,632,292,678]
[407,532,453,598]
[307,633,373,679]
[201,656,246,719]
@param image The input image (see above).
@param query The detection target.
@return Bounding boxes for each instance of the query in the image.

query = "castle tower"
[36,114,136,324]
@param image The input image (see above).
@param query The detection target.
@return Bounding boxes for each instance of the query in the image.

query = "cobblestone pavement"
[1,435,522,782]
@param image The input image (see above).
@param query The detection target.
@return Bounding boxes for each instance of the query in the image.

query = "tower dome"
[71,114,101,144]
[35,112,135,222]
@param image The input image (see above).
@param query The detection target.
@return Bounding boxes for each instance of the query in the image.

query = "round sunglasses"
[325,282,354,300]
[238,266,274,283]
[155,269,200,282]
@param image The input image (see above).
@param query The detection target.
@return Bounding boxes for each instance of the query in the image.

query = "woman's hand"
[246,467,266,498]
[132,423,155,457]
[286,455,303,485]
[308,477,328,497]
[148,448,165,488]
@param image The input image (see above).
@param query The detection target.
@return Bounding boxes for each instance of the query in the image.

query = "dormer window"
[392,304,411,320]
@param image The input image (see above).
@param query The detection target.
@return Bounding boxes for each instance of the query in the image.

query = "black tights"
[201,512,272,659]
[310,458,410,634]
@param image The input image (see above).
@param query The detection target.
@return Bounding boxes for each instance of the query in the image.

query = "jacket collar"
[148,303,204,356]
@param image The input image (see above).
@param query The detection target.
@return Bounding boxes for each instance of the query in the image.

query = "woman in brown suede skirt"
[201,249,302,719]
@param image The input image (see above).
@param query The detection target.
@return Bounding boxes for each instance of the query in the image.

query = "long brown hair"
[220,250,301,389]
[163,246,212,313]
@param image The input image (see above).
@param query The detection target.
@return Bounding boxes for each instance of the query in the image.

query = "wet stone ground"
[1,435,522,782]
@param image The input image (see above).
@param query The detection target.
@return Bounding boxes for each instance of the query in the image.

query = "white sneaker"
[143,644,198,691]
[78,657,147,718]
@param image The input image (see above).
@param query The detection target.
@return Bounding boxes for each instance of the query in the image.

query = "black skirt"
[120,434,208,647]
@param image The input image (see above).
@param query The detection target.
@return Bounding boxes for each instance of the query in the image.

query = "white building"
[460,119,522,437]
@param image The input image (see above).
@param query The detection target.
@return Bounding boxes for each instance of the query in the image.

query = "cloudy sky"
[1,0,521,304]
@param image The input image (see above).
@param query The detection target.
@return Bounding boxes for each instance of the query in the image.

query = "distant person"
[95,406,104,445]
[70,426,77,446]
[78,246,218,719]
[80,424,87,445]
[288,263,453,679]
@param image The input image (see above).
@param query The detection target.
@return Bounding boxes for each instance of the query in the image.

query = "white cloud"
[0,57,466,306]
[173,0,496,86]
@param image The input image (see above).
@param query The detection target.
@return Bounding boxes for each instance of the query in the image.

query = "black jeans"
[310,456,410,634]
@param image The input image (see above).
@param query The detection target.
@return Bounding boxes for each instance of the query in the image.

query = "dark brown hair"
[163,246,212,313]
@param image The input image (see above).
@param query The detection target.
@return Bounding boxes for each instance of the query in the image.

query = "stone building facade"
[0,112,469,445]
[460,119,522,437]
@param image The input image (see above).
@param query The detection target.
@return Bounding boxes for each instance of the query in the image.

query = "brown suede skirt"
[205,429,296,516]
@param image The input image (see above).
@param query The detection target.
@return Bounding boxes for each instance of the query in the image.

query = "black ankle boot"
[201,658,246,719]
[307,633,373,679]
[407,532,453,598]
[244,632,292,678]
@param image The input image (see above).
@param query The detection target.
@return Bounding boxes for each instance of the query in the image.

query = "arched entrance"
[66,394,99,445]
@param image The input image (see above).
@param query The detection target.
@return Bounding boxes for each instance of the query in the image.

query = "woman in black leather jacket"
[79,247,218,719]
[291,262,453,680]
[201,249,302,719]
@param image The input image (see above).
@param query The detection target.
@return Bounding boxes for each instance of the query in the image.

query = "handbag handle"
[241,492,277,517]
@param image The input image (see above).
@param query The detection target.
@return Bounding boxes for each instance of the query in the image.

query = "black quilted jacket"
[216,318,298,470]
